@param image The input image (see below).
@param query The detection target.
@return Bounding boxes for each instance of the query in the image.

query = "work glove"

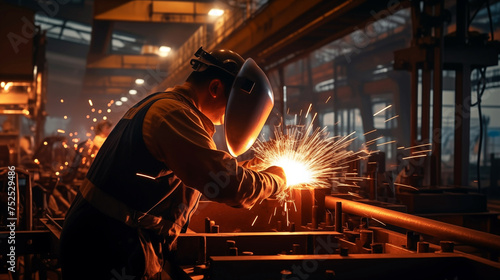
[262,165,287,196]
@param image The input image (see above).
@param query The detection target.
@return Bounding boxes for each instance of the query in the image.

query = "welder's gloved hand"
[262,165,287,196]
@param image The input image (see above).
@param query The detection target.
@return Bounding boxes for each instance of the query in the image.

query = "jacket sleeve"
[142,99,285,209]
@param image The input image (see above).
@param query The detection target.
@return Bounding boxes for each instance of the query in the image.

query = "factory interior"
[1,0,500,279]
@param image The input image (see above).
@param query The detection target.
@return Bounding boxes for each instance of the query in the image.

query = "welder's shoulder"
[147,97,197,118]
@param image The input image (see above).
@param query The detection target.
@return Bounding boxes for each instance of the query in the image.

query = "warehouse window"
[35,13,143,53]
[267,2,500,192]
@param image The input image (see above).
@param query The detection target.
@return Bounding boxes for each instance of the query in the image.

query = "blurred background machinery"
[1,0,500,279]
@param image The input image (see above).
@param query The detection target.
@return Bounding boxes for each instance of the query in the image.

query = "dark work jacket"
[61,86,283,279]
[86,91,201,245]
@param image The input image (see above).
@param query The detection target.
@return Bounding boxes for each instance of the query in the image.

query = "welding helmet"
[190,47,274,157]
[190,47,245,79]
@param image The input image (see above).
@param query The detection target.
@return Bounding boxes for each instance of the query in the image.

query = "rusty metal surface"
[189,188,331,233]
[207,253,500,280]
[325,196,500,252]
[189,199,282,233]
[176,221,500,279]
[176,231,343,265]
[94,0,216,23]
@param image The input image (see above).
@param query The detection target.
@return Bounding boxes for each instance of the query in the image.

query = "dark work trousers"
[60,194,149,280]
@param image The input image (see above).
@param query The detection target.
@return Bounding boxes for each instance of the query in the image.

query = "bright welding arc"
[252,122,370,203]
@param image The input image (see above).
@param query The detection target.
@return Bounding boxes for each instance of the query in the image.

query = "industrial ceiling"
[53,0,412,100]
[2,0,414,110]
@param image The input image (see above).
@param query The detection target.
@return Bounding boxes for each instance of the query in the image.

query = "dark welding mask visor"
[225,58,274,157]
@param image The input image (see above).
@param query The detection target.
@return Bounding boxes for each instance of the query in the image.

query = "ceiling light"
[158,46,171,57]
[208,8,224,17]
[4,82,13,91]
[129,89,137,95]
[135,78,145,85]
[115,101,123,106]
[121,97,128,102]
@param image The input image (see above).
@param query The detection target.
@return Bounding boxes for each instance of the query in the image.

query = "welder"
[59,47,286,280]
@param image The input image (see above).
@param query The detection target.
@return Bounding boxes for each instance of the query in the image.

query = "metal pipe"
[312,205,318,229]
[334,201,343,233]
[325,196,500,251]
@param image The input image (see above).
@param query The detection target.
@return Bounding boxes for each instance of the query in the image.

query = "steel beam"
[176,231,343,264]
[325,196,500,252]
[431,1,444,186]
[88,20,113,55]
[219,0,356,60]
[217,0,409,66]
[94,0,216,23]
[208,254,500,280]
[83,75,136,88]
[81,87,131,96]
[452,0,469,187]
[87,54,166,70]
[454,64,471,187]
[155,0,409,91]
